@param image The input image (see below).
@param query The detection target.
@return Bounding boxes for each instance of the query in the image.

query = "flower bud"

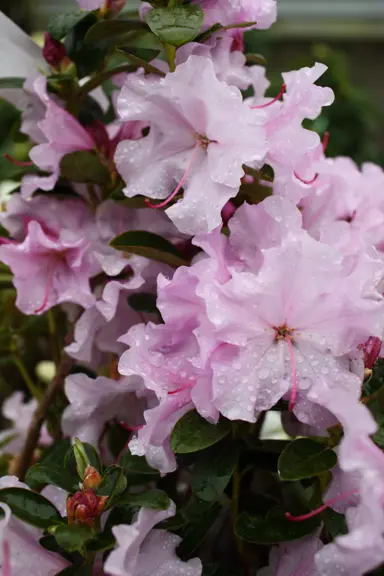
[43,33,67,69]
[359,336,382,370]
[83,465,102,490]
[67,489,108,526]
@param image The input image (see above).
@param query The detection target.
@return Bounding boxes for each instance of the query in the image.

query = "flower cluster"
[0,0,383,574]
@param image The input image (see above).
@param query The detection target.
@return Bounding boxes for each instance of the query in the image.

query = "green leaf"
[48,11,86,40]
[0,488,62,529]
[56,564,93,576]
[116,46,161,62]
[146,5,204,47]
[26,463,78,493]
[39,535,77,563]
[64,13,108,78]
[235,506,321,544]
[85,19,147,45]
[57,148,98,185]
[171,411,231,454]
[120,450,159,476]
[120,489,170,510]
[278,438,337,481]
[60,151,110,185]
[65,442,102,477]
[367,385,384,448]
[0,78,25,89]
[110,230,188,267]
[97,466,127,504]
[117,50,166,77]
[127,292,159,315]
[50,524,93,553]
[87,531,115,553]
[73,437,91,480]
[191,438,238,502]
[177,503,220,560]
[323,508,348,538]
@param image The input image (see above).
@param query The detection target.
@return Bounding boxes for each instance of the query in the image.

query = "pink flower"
[0,476,70,575]
[0,195,99,315]
[248,63,334,204]
[20,77,95,199]
[115,55,266,234]
[194,0,277,31]
[104,502,202,576]
[259,534,323,576]
[0,392,51,457]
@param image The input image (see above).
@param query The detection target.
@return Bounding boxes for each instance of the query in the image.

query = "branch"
[13,353,73,481]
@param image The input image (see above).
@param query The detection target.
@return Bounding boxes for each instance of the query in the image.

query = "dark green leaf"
[116,46,161,62]
[127,292,159,314]
[0,488,62,529]
[48,11,86,40]
[171,411,231,454]
[195,20,256,43]
[65,443,102,477]
[110,230,188,267]
[367,385,384,448]
[104,505,134,534]
[177,503,220,560]
[120,449,159,476]
[40,439,72,467]
[65,13,108,78]
[191,438,238,502]
[39,535,79,563]
[120,489,170,510]
[85,19,147,45]
[323,508,348,538]
[60,151,110,185]
[26,463,78,493]
[87,531,115,553]
[235,506,321,544]
[146,5,204,46]
[50,524,93,553]
[0,78,25,89]
[278,438,337,481]
[97,466,127,504]
[117,50,166,77]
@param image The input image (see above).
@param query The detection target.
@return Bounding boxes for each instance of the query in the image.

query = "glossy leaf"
[171,411,231,454]
[60,151,110,185]
[191,439,238,502]
[64,13,108,78]
[50,524,93,553]
[0,488,62,529]
[65,442,102,477]
[48,11,86,40]
[177,503,221,560]
[110,230,188,267]
[85,19,147,45]
[97,466,127,504]
[119,450,159,476]
[367,384,384,448]
[120,489,170,510]
[278,438,337,481]
[26,463,78,493]
[146,5,204,47]
[235,506,321,544]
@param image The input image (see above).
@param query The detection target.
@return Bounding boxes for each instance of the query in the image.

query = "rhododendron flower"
[104,502,202,576]
[0,392,51,457]
[62,373,147,447]
[194,0,277,31]
[115,55,266,234]
[259,533,323,576]
[0,195,99,315]
[248,63,334,203]
[0,476,70,575]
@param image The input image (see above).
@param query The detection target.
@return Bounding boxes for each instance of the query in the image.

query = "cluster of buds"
[66,465,107,526]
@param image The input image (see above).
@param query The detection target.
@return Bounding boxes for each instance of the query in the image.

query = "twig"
[14,353,73,481]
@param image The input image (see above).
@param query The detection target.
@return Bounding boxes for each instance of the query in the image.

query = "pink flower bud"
[43,33,67,68]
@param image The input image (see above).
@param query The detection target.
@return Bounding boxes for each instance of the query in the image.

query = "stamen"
[294,132,330,186]
[34,259,57,314]
[285,488,359,522]
[4,153,33,167]
[251,83,286,109]
[146,143,200,209]
[3,540,11,576]
[120,421,145,432]
[285,337,297,411]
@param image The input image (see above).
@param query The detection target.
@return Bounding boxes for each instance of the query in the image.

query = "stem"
[47,309,61,370]
[12,354,41,400]
[164,43,176,72]
[78,64,137,99]
[13,353,73,481]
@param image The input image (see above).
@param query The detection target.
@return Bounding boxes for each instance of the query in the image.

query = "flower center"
[194,132,212,151]
[274,324,293,340]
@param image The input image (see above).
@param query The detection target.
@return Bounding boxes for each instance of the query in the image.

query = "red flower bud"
[85,121,111,157]
[67,489,108,526]
[43,33,68,69]
[83,465,103,490]
[358,336,382,370]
